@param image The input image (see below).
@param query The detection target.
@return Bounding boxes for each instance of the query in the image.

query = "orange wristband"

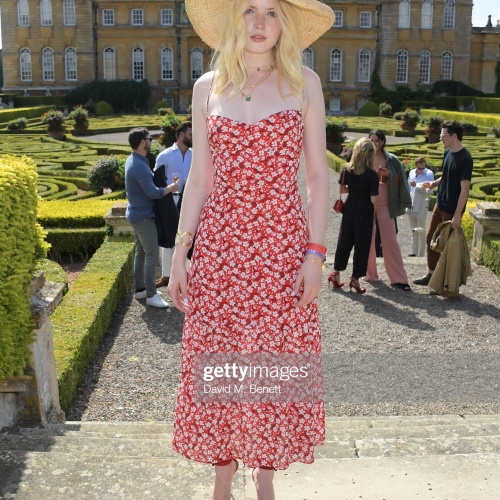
[307,242,327,254]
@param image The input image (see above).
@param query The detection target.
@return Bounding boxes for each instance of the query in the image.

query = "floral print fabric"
[172,110,325,469]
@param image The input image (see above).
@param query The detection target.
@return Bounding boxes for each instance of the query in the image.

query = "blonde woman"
[329,138,379,294]
[167,0,334,498]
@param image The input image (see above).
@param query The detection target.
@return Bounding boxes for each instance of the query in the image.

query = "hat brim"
[185,0,335,50]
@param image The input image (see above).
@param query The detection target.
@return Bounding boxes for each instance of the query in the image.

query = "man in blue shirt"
[154,121,193,288]
[125,127,180,308]
[413,121,473,286]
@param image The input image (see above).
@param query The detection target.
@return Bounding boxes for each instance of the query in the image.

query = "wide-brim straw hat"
[185,0,335,50]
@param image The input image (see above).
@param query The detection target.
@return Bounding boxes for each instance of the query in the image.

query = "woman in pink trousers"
[365,129,412,291]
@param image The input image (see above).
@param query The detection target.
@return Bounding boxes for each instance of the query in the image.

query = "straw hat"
[185,0,335,50]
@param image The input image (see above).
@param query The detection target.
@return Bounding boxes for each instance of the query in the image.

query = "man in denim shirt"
[125,127,179,308]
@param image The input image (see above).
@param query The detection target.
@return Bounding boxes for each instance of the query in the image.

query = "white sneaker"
[135,290,162,300]
[146,294,170,308]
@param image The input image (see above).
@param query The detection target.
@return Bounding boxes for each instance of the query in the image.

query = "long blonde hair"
[211,0,304,99]
[348,138,375,175]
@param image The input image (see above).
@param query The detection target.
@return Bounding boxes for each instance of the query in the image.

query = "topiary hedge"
[38,199,118,228]
[480,236,500,277]
[46,228,108,262]
[0,155,49,377]
[51,235,135,410]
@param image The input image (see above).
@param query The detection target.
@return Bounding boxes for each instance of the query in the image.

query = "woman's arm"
[293,68,329,308]
[169,72,215,311]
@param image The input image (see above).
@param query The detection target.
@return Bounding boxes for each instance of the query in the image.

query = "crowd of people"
[122,1,473,496]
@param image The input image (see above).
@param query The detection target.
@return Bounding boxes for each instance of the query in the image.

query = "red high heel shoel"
[327,271,344,289]
[349,277,366,294]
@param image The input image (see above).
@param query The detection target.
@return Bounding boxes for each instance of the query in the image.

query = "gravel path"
[66,150,500,422]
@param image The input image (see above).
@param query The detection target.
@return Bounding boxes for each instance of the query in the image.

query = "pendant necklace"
[241,66,274,102]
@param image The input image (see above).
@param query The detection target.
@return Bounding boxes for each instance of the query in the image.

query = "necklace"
[247,64,273,72]
[241,66,274,102]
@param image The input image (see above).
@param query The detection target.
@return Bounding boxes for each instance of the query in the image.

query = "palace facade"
[1,0,499,114]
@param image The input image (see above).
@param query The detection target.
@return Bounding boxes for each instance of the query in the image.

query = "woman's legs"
[352,209,374,279]
[377,207,409,284]
[212,460,238,500]
[252,467,275,500]
[333,216,354,272]
[365,211,380,281]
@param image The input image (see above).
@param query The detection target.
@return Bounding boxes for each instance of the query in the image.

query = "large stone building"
[1,0,499,114]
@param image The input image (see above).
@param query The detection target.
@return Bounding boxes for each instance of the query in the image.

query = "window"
[418,50,431,83]
[360,11,372,28]
[329,49,342,82]
[163,97,174,108]
[358,49,371,82]
[102,9,114,25]
[63,0,75,26]
[398,0,410,28]
[19,48,32,81]
[103,47,116,80]
[421,0,433,29]
[132,47,145,80]
[42,47,55,80]
[302,48,314,69]
[65,47,77,80]
[17,0,29,26]
[191,47,203,80]
[333,10,343,27]
[161,47,174,80]
[40,0,52,26]
[131,9,143,26]
[443,0,455,29]
[396,49,408,83]
[441,51,453,80]
[329,98,341,112]
[161,8,173,25]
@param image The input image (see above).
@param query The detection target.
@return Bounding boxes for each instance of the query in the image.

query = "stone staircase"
[1,415,500,499]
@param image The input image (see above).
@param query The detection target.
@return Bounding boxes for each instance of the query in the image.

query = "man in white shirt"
[407,157,434,257]
[154,121,193,288]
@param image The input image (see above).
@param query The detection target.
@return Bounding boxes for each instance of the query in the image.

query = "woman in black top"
[329,138,379,294]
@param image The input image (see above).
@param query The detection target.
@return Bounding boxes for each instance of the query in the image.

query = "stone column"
[0,272,66,430]
[104,201,133,236]
[469,202,500,264]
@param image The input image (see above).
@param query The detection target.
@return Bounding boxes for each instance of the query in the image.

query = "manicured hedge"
[0,106,53,123]
[38,199,118,228]
[51,236,135,410]
[0,155,49,377]
[46,228,108,261]
[480,236,500,276]
[420,109,500,128]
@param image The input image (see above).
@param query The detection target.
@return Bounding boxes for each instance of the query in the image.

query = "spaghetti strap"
[206,73,216,116]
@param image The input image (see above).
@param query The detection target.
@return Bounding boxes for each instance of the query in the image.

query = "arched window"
[396,49,408,83]
[302,48,314,69]
[40,0,52,26]
[441,51,453,80]
[418,50,431,83]
[443,0,455,29]
[17,0,30,26]
[191,47,203,80]
[329,49,342,82]
[421,0,433,29]
[19,48,32,81]
[42,47,55,80]
[63,0,76,26]
[398,0,411,28]
[65,47,77,80]
[358,49,371,82]
[132,47,144,80]
[103,47,116,80]
[161,47,174,80]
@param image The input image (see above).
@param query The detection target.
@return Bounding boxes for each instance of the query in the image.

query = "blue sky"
[0,2,498,51]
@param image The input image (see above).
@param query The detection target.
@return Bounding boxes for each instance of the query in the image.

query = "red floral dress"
[172,110,325,469]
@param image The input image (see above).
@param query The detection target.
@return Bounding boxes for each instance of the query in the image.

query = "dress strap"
[206,72,216,116]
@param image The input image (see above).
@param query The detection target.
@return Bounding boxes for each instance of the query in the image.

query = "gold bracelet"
[305,257,322,264]
[175,230,193,247]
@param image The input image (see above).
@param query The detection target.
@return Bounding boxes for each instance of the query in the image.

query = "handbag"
[332,168,346,214]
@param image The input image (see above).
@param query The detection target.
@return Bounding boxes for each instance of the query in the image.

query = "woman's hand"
[292,259,323,308]
[168,252,190,313]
